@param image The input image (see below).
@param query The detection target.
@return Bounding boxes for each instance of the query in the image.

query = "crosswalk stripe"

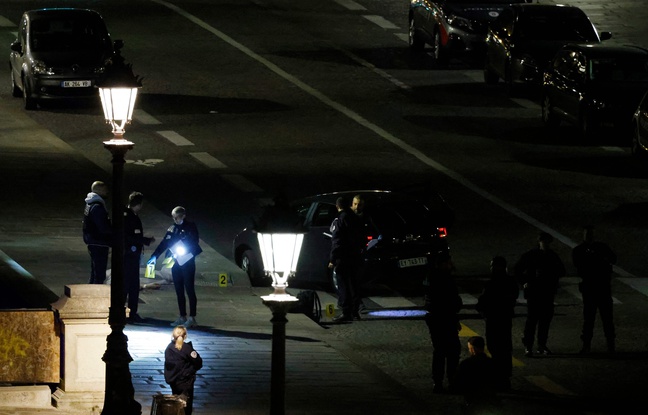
[367,295,417,309]
[333,0,366,10]
[189,152,227,168]
[134,109,162,125]
[157,130,194,146]
[525,375,577,396]
[362,15,399,30]
[619,278,648,297]
[0,16,14,27]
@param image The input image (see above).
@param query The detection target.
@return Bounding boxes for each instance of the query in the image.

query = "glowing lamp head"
[257,232,304,295]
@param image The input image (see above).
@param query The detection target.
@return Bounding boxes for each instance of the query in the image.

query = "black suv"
[408,0,530,65]
[542,43,648,141]
[9,8,120,110]
[232,190,454,289]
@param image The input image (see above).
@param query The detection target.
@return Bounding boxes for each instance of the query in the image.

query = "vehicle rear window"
[517,14,598,42]
[589,58,648,82]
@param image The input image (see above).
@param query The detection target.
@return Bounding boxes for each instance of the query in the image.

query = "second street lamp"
[96,46,142,415]
[257,231,304,415]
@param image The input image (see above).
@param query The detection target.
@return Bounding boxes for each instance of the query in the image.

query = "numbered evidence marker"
[325,303,335,318]
[218,273,232,287]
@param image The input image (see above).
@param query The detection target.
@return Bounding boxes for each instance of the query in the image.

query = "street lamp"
[258,231,304,415]
[97,46,142,415]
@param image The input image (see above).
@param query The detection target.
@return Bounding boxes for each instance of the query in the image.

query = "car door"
[295,201,337,285]
[9,14,28,91]
[486,7,514,78]
[557,50,587,124]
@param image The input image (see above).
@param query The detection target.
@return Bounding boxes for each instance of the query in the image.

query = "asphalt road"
[2,0,648,413]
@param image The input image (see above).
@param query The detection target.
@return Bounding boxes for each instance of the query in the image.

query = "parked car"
[542,43,648,141]
[9,8,120,110]
[232,189,454,290]
[632,90,648,157]
[484,4,611,92]
[408,0,530,65]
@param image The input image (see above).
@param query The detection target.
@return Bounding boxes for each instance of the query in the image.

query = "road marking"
[0,16,14,27]
[600,146,624,152]
[393,33,409,43]
[221,174,263,192]
[460,293,478,305]
[525,375,577,396]
[190,152,227,168]
[459,323,479,337]
[157,130,194,146]
[155,0,639,279]
[367,296,417,309]
[334,0,366,11]
[619,278,648,297]
[362,15,399,30]
[134,109,162,125]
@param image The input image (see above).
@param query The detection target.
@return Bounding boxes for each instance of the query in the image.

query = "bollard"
[150,393,186,415]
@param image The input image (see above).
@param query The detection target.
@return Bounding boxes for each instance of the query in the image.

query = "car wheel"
[432,30,448,66]
[241,250,269,287]
[631,125,648,158]
[541,95,560,127]
[22,76,37,110]
[10,70,21,98]
[408,18,424,53]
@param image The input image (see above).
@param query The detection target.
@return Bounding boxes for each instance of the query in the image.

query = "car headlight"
[447,15,473,32]
[31,60,54,75]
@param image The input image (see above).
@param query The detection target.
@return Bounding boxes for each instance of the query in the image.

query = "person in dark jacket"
[514,232,566,356]
[328,197,365,322]
[82,180,112,284]
[123,192,155,324]
[476,256,519,390]
[453,336,500,415]
[165,325,203,415]
[149,206,203,328]
[424,252,463,393]
[572,225,617,354]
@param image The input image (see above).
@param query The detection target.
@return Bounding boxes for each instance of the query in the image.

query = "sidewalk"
[0,95,446,414]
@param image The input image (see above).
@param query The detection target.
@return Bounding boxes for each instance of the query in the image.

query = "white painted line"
[463,70,485,83]
[316,291,340,309]
[157,130,194,146]
[525,375,577,396]
[460,293,478,305]
[153,0,638,279]
[394,33,409,43]
[334,0,366,11]
[134,109,162,125]
[367,296,417,308]
[600,146,624,152]
[0,16,14,27]
[221,174,263,192]
[511,97,540,110]
[362,15,399,30]
[619,278,648,297]
[190,152,227,168]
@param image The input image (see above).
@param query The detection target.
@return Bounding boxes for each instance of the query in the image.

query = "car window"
[589,58,648,82]
[367,203,430,236]
[516,14,597,41]
[29,16,109,52]
[312,203,338,227]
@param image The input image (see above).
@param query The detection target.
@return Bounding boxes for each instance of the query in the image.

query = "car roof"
[560,43,648,58]
[25,8,103,19]
[509,3,586,16]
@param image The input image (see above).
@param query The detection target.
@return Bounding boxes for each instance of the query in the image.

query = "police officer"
[123,192,155,324]
[572,225,617,353]
[514,232,566,356]
[149,206,202,328]
[328,196,364,322]
[82,180,112,284]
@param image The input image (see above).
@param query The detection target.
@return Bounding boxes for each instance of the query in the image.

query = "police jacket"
[124,207,154,256]
[572,241,616,290]
[514,248,565,300]
[329,208,364,264]
[164,341,203,386]
[476,272,519,319]
[151,219,202,264]
[82,192,112,247]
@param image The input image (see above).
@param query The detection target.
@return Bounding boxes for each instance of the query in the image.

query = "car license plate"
[398,257,427,268]
[61,80,91,88]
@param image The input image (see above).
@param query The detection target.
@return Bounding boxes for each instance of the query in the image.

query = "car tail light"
[437,227,448,238]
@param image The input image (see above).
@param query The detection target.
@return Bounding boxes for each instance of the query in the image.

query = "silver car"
[9,8,119,110]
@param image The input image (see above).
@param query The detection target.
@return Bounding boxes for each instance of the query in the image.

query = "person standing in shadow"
[476,256,519,390]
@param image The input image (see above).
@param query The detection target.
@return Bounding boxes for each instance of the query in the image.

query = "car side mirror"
[113,39,124,51]
[600,31,612,41]
[10,40,22,53]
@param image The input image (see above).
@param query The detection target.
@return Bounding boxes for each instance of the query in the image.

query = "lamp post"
[97,46,142,415]
[258,232,304,415]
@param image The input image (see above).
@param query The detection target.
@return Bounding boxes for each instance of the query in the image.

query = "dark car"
[408,0,530,65]
[232,190,454,290]
[484,4,611,92]
[9,8,120,110]
[542,43,648,141]
[631,90,648,157]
